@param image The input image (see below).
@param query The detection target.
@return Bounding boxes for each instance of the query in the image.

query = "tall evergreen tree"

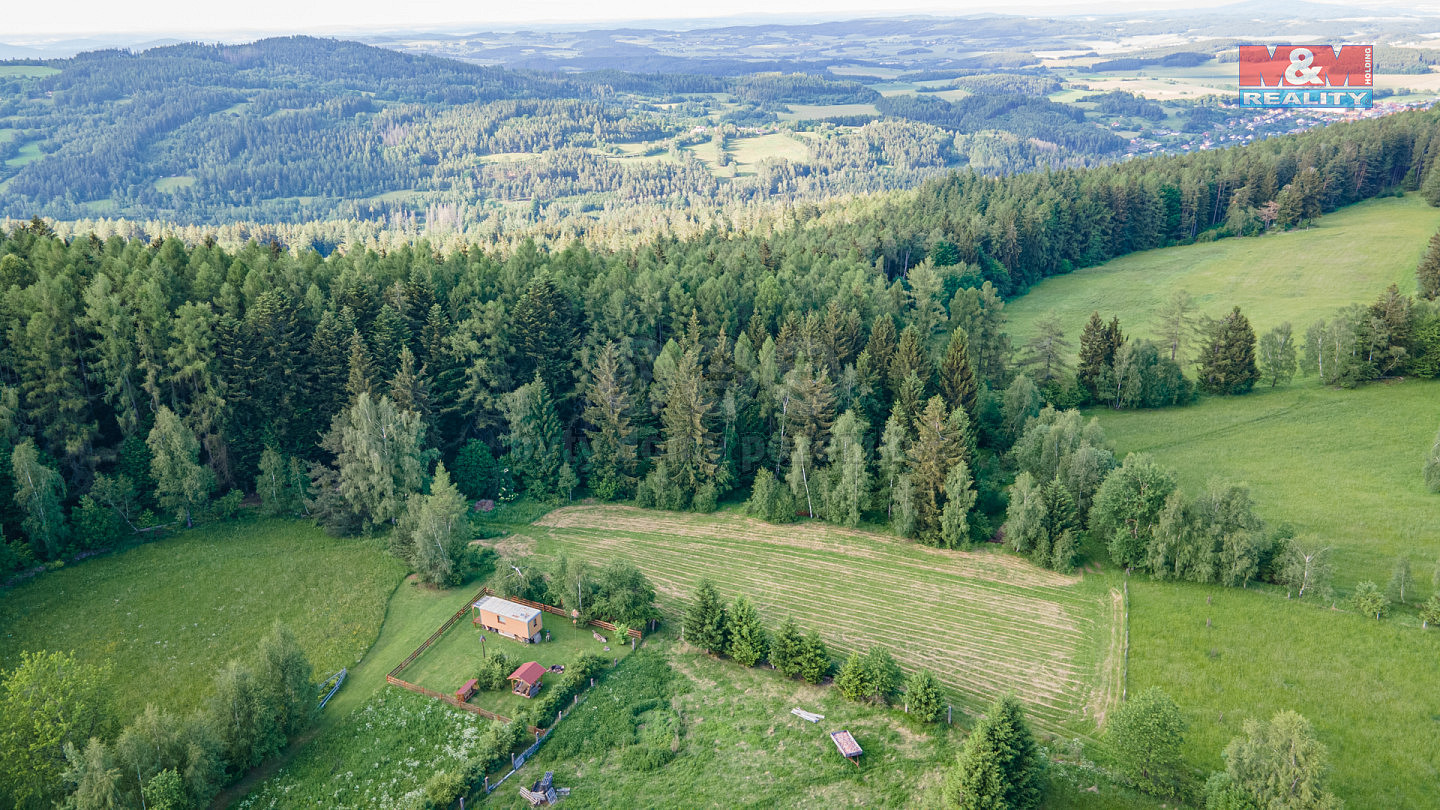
[939,326,979,423]
[726,596,769,667]
[502,374,563,499]
[659,349,718,507]
[582,342,639,501]
[889,325,931,394]
[907,396,970,543]
[1020,312,1072,390]
[683,580,728,655]
[942,695,1045,810]
[344,329,375,404]
[1418,230,1440,300]
[512,275,581,400]
[770,618,805,679]
[1197,307,1259,395]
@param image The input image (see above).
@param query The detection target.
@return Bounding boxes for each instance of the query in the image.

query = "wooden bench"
[456,678,478,702]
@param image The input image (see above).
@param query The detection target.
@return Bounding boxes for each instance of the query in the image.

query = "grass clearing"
[777,103,879,122]
[1094,378,1440,588]
[519,505,1121,736]
[154,175,197,192]
[4,141,43,168]
[1006,194,1440,345]
[403,615,633,721]
[0,65,59,77]
[0,517,404,719]
[1129,579,1440,806]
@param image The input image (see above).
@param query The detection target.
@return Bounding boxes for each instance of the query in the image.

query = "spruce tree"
[797,632,831,684]
[1418,230,1440,300]
[683,580,729,655]
[502,374,563,499]
[834,652,868,702]
[1077,311,1120,404]
[907,396,969,543]
[888,325,931,394]
[322,393,426,531]
[1197,307,1259,395]
[660,349,718,508]
[397,462,470,586]
[939,326,979,423]
[582,341,639,501]
[943,695,1045,810]
[726,596,769,667]
[344,330,375,404]
[512,275,581,399]
[905,669,944,723]
[770,618,804,678]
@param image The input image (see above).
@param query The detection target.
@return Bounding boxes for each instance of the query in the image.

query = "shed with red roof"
[509,661,546,698]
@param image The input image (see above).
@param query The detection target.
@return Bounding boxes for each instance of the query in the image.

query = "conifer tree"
[939,326,979,423]
[940,460,977,548]
[889,325,931,394]
[1418,230,1440,300]
[1077,311,1123,404]
[770,618,805,678]
[306,309,351,430]
[512,275,581,399]
[1020,312,1072,390]
[942,695,1045,810]
[581,341,638,500]
[905,669,944,723]
[81,272,143,437]
[147,406,214,528]
[796,632,831,684]
[834,651,868,702]
[659,349,718,507]
[387,347,432,433]
[864,316,899,398]
[726,596,769,667]
[876,406,909,516]
[1197,307,1259,395]
[344,329,375,404]
[683,580,729,655]
[502,374,563,499]
[907,396,969,543]
[368,302,409,381]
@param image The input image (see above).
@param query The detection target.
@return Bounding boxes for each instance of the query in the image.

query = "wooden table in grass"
[830,730,862,767]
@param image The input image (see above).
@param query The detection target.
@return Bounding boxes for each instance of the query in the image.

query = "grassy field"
[4,141,43,168]
[0,517,404,719]
[509,505,1123,736]
[492,635,1162,810]
[1006,194,1440,345]
[1128,580,1440,806]
[776,103,880,121]
[0,65,59,77]
[402,613,633,721]
[1095,379,1440,589]
[154,175,198,192]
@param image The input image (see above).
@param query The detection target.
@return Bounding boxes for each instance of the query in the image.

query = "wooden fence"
[384,585,644,735]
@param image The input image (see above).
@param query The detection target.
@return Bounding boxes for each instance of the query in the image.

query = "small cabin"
[509,661,545,698]
[473,596,543,643]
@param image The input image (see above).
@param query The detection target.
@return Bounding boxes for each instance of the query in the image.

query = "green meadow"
[1006,194,1440,344]
[0,517,404,719]
[1095,379,1440,588]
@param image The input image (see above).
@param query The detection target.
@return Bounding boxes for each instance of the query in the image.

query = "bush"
[475,652,515,691]
[745,468,795,523]
[453,440,500,500]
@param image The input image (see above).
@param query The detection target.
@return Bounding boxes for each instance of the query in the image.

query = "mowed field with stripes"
[522,505,1124,735]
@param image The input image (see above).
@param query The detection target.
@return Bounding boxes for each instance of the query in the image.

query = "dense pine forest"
[2,104,1437,584]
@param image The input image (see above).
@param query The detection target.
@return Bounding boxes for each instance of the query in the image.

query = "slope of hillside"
[1005,194,1440,344]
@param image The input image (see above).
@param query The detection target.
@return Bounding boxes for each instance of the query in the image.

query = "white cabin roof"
[474,595,540,623]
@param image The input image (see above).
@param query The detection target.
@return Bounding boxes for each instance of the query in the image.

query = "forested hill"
[0,37,1130,235]
[0,106,1436,576]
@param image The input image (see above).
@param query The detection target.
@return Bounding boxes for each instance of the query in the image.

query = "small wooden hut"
[830,730,862,767]
[509,661,545,698]
[473,596,544,643]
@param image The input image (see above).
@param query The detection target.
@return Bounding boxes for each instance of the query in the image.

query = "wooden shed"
[509,661,545,698]
[473,596,543,643]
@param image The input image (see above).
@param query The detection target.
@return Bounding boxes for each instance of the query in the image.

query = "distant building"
[473,596,543,643]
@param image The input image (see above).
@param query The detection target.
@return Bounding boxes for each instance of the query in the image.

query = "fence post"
[947,705,952,725]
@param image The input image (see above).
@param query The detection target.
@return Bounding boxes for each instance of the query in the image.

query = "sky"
[0,0,1343,39]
